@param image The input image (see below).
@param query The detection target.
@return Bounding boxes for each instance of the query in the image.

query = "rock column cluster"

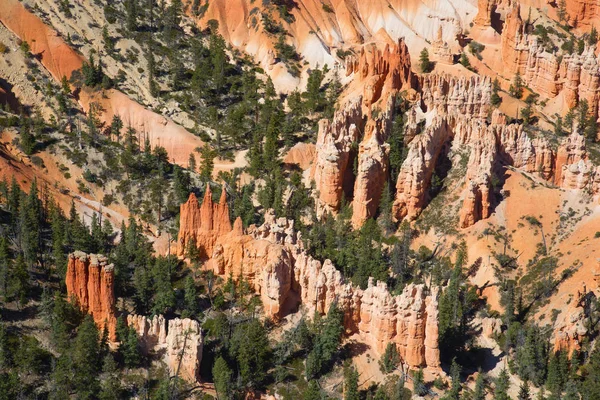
[66,251,117,341]
[179,192,442,369]
[127,315,203,383]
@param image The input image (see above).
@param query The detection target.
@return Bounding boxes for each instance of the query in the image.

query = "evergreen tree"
[344,364,360,400]
[10,255,29,308]
[19,120,35,155]
[0,237,10,299]
[473,371,486,400]
[379,342,400,374]
[518,380,532,400]
[212,356,232,399]
[72,315,101,398]
[447,359,461,400]
[110,114,123,142]
[509,72,524,99]
[305,302,344,379]
[230,319,271,388]
[183,276,199,318]
[491,78,502,106]
[460,53,471,69]
[304,380,324,400]
[122,327,141,368]
[495,368,511,400]
[412,368,427,396]
[419,49,432,73]
[99,354,121,400]
[547,350,568,394]
[199,146,215,182]
[437,245,478,358]
[125,0,138,32]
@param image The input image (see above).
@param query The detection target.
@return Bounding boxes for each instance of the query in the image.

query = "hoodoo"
[66,251,117,341]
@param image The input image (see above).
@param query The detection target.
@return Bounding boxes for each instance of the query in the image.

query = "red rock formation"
[311,39,414,224]
[555,131,588,186]
[310,99,363,217]
[185,206,441,369]
[564,0,600,29]
[501,3,528,76]
[431,27,454,65]
[177,185,232,258]
[392,117,452,222]
[351,117,391,228]
[474,0,497,27]
[127,315,203,383]
[66,252,117,341]
[499,2,600,112]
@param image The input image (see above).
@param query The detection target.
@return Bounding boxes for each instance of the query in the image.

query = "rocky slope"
[188,0,476,91]
[0,0,203,166]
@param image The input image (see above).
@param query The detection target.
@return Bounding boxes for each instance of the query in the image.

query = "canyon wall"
[66,251,117,341]
[500,2,600,113]
[178,194,441,369]
[127,315,203,383]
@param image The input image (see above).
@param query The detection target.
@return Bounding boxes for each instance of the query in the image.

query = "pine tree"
[19,121,35,155]
[230,319,271,387]
[72,315,101,397]
[509,72,524,99]
[378,182,395,234]
[183,276,199,318]
[473,371,486,400]
[547,350,568,394]
[557,0,567,23]
[419,48,432,73]
[460,53,471,69]
[448,359,462,400]
[99,354,121,400]
[212,356,232,399]
[110,114,123,142]
[304,380,324,400]
[10,255,30,308]
[188,153,197,172]
[413,368,427,396]
[344,364,360,400]
[518,380,532,400]
[0,236,10,299]
[491,78,502,106]
[122,327,141,368]
[199,146,215,182]
[125,0,138,32]
[379,342,400,373]
[495,368,511,400]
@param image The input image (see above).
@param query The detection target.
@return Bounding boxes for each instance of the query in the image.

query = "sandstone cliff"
[66,251,117,341]
[128,314,203,383]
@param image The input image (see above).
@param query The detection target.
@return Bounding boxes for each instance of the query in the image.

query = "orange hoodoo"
[177,184,232,259]
[66,251,117,341]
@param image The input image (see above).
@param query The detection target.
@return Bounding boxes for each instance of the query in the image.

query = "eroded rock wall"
[66,251,117,341]
[179,195,441,369]
[127,315,203,383]
[177,184,232,258]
